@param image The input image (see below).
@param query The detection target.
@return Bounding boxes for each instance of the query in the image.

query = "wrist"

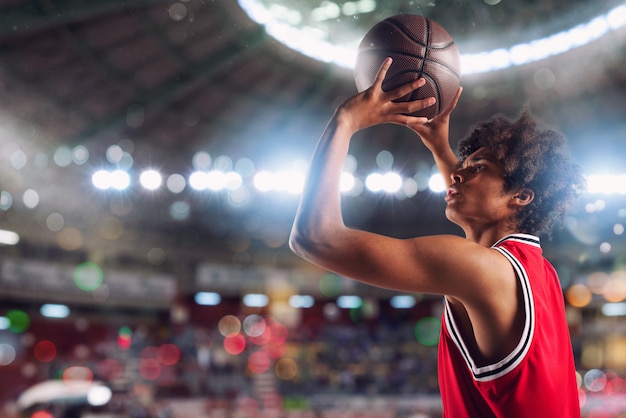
[333,104,363,135]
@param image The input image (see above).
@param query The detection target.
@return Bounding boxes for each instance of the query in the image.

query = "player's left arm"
[409,86,463,186]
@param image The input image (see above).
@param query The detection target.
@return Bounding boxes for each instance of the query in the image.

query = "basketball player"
[290,57,584,417]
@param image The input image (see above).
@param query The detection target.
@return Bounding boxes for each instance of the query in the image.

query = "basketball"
[354,14,461,120]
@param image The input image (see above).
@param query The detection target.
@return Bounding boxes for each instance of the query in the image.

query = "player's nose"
[451,169,464,184]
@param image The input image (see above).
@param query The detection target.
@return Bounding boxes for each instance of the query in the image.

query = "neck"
[464,225,518,247]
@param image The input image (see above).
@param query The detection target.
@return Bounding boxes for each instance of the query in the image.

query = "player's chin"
[444,205,462,224]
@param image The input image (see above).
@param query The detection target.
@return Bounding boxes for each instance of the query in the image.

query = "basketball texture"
[354,14,461,119]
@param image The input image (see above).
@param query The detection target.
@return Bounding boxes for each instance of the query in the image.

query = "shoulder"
[404,235,516,300]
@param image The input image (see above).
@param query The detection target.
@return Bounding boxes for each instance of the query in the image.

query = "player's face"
[444,147,515,231]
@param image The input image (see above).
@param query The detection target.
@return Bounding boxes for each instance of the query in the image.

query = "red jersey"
[438,234,580,417]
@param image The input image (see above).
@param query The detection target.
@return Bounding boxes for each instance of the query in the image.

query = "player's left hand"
[408,86,463,153]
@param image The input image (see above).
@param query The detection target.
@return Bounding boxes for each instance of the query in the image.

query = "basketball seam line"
[386,17,457,51]
[360,49,462,79]
[383,17,460,80]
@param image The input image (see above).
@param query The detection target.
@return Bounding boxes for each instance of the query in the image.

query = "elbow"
[288,226,311,260]
[289,223,329,264]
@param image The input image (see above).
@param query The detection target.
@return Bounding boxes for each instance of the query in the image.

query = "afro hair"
[457,109,586,235]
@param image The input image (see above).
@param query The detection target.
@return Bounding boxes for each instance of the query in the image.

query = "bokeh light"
[7,309,30,333]
[224,334,246,355]
[248,351,271,374]
[31,411,54,418]
[288,294,315,308]
[323,303,340,322]
[242,294,269,307]
[96,358,123,381]
[87,385,112,406]
[415,317,441,346]
[0,191,13,210]
[195,291,221,306]
[243,314,266,338]
[73,262,104,291]
[141,346,158,361]
[139,358,161,380]
[218,315,242,337]
[567,284,593,308]
[337,295,362,309]
[57,227,84,251]
[139,169,162,190]
[40,304,70,318]
[166,173,186,193]
[117,326,132,350]
[428,173,447,193]
[588,272,609,295]
[62,366,94,386]
[0,344,16,366]
[22,189,39,209]
[157,343,181,366]
[275,357,298,380]
[319,274,342,297]
[390,295,417,309]
[34,340,57,363]
[602,271,626,302]
[584,369,607,392]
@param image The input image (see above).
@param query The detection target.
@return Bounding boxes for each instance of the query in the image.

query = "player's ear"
[511,188,534,207]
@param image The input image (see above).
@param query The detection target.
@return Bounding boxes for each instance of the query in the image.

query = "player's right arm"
[289,59,502,301]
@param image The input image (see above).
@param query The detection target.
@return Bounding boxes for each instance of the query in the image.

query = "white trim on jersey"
[492,233,541,249]
[443,234,537,382]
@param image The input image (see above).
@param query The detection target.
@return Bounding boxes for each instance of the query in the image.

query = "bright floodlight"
[365,172,403,193]
[428,173,447,193]
[382,172,403,193]
[206,170,227,191]
[365,173,384,192]
[0,229,19,245]
[139,169,162,190]
[340,172,355,192]
[110,170,131,190]
[238,1,626,75]
[92,170,111,190]
[224,172,243,190]
[253,171,273,192]
[252,170,304,193]
[608,5,626,28]
[189,171,209,190]
[586,174,626,194]
[272,171,305,194]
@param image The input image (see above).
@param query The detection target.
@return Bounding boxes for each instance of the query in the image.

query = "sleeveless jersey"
[438,234,580,417]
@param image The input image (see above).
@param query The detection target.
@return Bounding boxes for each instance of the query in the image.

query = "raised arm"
[289,60,502,298]
[289,58,432,250]
[409,86,463,185]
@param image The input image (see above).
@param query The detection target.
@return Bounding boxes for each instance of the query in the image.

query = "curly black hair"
[457,109,586,235]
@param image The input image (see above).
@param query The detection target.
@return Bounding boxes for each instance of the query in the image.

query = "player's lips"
[445,186,459,201]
